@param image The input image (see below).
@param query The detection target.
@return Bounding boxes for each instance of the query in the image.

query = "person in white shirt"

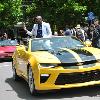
[75,24,86,42]
[24,16,52,38]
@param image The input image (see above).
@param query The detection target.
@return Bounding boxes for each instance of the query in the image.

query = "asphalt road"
[0,62,100,100]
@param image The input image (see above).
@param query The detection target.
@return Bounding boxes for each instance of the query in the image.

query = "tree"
[0,0,22,29]
[1,0,100,34]
[29,0,87,32]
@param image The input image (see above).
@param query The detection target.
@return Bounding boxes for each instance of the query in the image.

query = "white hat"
[76,24,81,29]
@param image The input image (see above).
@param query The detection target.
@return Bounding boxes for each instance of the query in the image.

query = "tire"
[28,67,37,95]
[12,62,20,81]
[96,38,100,48]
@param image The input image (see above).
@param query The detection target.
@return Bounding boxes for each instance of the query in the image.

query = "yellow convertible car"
[12,36,100,95]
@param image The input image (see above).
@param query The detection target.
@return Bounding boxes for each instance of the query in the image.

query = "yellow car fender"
[28,56,40,88]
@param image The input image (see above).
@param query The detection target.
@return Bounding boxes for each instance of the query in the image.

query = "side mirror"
[19,45,26,50]
[84,40,92,47]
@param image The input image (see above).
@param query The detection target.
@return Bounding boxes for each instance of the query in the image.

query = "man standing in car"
[24,16,52,38]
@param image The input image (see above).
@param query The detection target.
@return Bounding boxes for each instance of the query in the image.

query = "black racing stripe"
[49,50,78,63]
[71,49,96,62]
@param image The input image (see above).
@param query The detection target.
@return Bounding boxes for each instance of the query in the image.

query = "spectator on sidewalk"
[92,19,100,48]
[75,24,86,42]
[87,11,95,26]
[64,25,72,36]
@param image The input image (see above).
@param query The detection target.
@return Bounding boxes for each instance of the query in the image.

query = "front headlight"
[40,74,49,76]
[39,63,58,68]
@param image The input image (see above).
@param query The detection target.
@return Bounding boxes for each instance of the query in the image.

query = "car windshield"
[0,40,18,46]
[31,36,85,51]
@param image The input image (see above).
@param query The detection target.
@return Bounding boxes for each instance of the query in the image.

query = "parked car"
[12,36,100,95]
[0,39,18,62]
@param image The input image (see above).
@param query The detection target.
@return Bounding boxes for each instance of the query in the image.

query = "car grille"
[58,60,96,69]
[55,70,100,85]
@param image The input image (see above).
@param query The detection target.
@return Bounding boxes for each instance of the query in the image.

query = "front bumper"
[0,53,13,62]
[37,81,100,90]
[34,65,100,90]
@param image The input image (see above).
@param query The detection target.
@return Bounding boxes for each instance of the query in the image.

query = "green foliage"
[30,0,87,31]
[26,3,36,14]
[0,0,22,29]
[0,0,100,33]
[0,3,4,12]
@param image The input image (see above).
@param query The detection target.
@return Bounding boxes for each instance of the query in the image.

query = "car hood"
[0,46,16,53]
[32,47,100,63]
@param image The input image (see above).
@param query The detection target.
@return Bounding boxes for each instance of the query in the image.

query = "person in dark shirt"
[92,19,100,48]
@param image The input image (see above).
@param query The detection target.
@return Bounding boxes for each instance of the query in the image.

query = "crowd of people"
[0,15,100,48]
[55,18,100,48]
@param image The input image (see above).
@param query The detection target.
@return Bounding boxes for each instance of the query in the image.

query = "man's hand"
[23,24,27,30]
[23,24,28,33]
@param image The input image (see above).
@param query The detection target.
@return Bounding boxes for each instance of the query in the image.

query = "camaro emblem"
[77,62,83,66]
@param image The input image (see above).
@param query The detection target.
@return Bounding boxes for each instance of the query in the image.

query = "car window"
[31,36,85,52]
[0,40,18,46]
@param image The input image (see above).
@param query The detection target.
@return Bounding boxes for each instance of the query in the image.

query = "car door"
[17,45,29,78]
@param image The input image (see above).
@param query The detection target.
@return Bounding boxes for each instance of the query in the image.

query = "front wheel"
[12,64,20,81]
[28,67,37,95]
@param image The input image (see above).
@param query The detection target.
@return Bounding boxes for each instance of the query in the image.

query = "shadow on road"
[5,77,100,100]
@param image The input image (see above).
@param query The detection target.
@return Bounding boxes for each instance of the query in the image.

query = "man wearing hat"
[75,24,86,42]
